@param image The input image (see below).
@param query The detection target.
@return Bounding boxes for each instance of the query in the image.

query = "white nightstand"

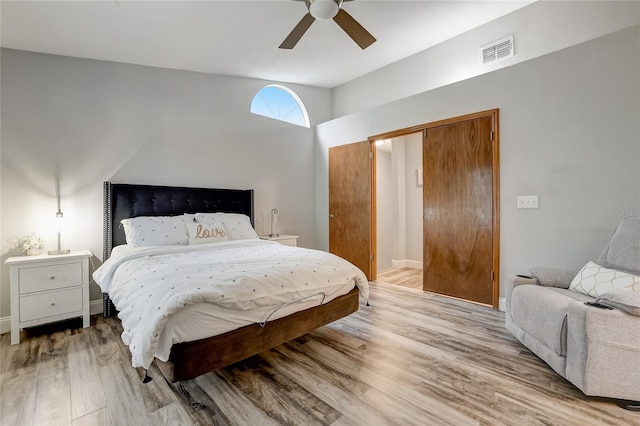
[260,234,299,247]
[6,250,92,345]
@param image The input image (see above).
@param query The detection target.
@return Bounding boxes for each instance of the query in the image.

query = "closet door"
[422,115,496,305]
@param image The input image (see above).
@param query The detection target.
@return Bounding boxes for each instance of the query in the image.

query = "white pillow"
[569,261,640,297]
[186,222,228,245]
[195,212,259,240]
[194,212,226,223]
[183,213,196,224]
[121,215,190,247]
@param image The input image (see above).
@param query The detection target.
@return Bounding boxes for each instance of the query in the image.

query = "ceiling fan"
[280,0,376,50]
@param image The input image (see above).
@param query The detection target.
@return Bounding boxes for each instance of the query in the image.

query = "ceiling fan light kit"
[280,0,375,50]
[307,0,341,20]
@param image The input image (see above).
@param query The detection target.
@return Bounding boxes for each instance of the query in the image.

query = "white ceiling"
[0,1,534,88]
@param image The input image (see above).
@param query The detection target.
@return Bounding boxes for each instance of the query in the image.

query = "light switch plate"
[517,195,539,209]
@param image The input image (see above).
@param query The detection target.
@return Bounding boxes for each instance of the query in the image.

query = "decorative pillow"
[530,267,574,288]
[569,261,640,297]
[186,222,228,245]
[195,212,259,240]
[596,289,640,316]
[121,215,189,247]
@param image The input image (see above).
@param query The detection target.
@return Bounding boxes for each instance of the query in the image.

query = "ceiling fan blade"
[333,8,376,50]
[279,13,316,49]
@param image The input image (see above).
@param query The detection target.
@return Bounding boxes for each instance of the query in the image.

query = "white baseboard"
[0,299,104,336]
[391,259,423,270]
[90,299,103,316]
[499,297,506,312]
[0,316,9,335]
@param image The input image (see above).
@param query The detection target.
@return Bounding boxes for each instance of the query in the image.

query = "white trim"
[0,316,10,335]
[391,259,423,270]
[0,299,104,336]
[391,259,404,268]
[499,297,506,312]
[90,299,103,316]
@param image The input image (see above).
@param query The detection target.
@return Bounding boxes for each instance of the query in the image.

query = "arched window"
[251,85,310,128]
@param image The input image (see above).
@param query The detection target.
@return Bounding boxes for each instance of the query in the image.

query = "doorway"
[372,109,500,308]
[375,133,424,291]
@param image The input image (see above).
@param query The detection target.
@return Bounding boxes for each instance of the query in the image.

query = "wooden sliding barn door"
[422,114,497,306]
[329,141,374,280]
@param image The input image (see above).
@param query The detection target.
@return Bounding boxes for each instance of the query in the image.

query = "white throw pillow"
[195,212,259,240]
[569,261,640,297]
[194,212,226,224]
[121,215,190,247]
[186,222,228,245]
[183,213,196,224]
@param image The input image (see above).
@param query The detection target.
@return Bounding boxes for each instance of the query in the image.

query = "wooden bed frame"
[103,182,360,382]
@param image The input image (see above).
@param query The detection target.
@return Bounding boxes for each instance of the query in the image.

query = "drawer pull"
[50,276,55,280]
[51,302,56,306]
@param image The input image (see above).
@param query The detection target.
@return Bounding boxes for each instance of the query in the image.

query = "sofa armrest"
[529,267,575,288]
[513,276,539,287]
[506,276,539,314]
[566,301,640,401]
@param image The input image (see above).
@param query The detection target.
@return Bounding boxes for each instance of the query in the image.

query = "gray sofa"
[506,216,640,405]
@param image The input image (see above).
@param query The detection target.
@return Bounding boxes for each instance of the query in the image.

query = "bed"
[98,182,368,383]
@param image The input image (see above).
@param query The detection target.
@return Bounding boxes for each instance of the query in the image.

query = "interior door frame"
[369,109,500,308]
[371,142,377,281]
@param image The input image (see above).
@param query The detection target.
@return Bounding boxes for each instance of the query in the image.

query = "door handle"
[329,214,334,219]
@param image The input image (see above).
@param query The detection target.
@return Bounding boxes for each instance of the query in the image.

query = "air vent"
[481,35,514,65]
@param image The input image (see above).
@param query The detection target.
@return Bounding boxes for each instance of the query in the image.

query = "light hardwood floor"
[1,282,638,426]
[377,267,423,291]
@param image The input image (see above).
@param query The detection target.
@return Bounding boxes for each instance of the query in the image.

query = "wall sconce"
[269,208,280,237]
[48,209,70,255]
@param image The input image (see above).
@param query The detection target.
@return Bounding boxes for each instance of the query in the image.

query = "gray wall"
[1,49,331,318]
[315,26,640,302]
[331,1,639,117]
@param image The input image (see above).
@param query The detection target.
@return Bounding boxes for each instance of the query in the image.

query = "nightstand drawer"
[18,262,82,294]
[260,234,299,247]
[277,238,297,247]
[19,287,83,322]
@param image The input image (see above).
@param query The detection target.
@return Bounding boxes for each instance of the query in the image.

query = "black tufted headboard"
[103,182,255,260]
[102,182,254,316]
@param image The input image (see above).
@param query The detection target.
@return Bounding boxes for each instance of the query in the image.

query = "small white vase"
[26,248,41,256]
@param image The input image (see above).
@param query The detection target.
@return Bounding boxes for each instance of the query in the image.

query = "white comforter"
[93,239,369,369]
